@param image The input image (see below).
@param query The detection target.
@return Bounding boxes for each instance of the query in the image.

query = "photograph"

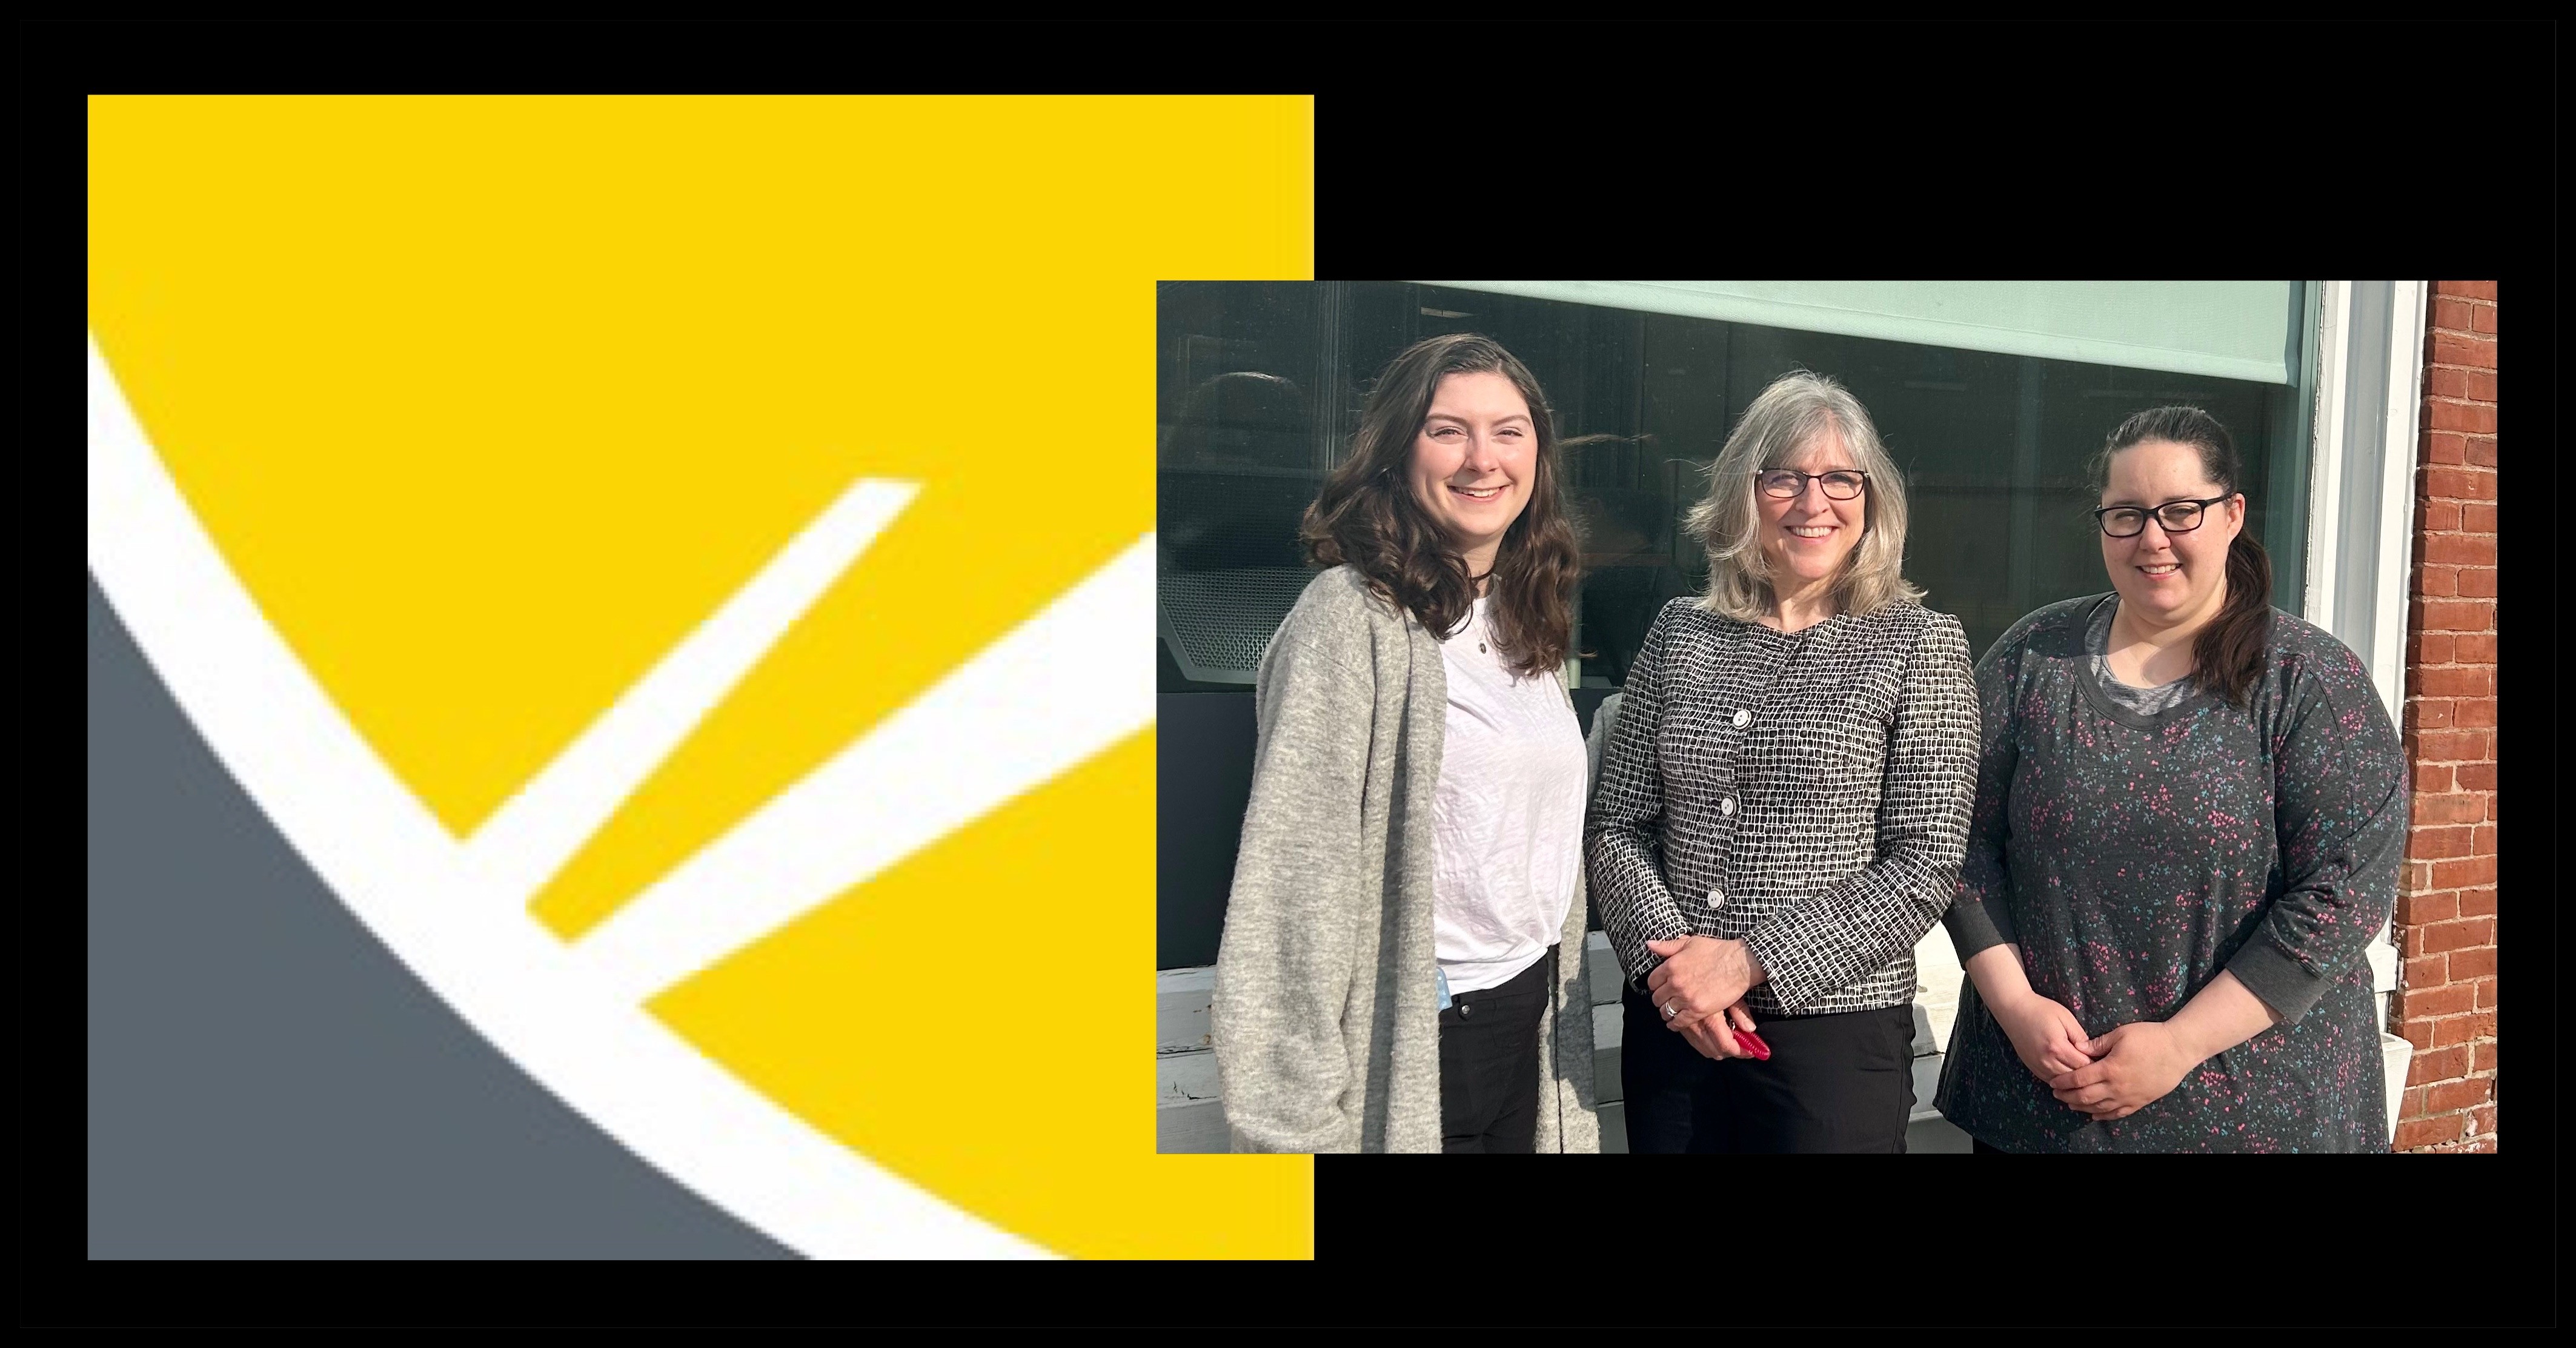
[1156,279,2491,1157]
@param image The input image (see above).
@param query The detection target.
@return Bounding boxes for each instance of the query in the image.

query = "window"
[1156,281,2316,969]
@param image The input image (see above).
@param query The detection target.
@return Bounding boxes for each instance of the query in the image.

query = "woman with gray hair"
[1586,370,1978,1152]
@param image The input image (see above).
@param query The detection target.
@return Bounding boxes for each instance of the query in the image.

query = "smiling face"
[2099,437,2243,628]
[1756,429,1868,602]
[1404,370,1537,571]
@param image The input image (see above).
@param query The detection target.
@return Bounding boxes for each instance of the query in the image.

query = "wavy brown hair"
[1301,333,1579,679]
[2091,405,2274,707]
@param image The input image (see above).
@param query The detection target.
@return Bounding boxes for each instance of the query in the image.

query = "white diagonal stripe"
[571,534,1157,1003]
[87,334,1050,1257]
[462,477,917,903]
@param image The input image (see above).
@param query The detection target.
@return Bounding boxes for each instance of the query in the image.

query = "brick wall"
[2391,280,2497,1152]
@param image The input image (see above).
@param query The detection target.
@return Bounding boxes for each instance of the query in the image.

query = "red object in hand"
[1734,1028,1772,1060]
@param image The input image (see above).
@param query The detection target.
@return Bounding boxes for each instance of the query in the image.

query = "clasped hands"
[1991,991,2196,1123]
[1644,935,1764,1061]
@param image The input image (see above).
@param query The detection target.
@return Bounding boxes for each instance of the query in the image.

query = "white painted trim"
[2304,280,2355,634]
[2369,281,2430,729]
[2303,280,2427,729]
[2299,282,2425,1044]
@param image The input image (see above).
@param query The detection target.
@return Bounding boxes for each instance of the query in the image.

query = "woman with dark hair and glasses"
[1936,406,2408,1152]
[1588,370,1978,1153]
[1210,332,1598,1153]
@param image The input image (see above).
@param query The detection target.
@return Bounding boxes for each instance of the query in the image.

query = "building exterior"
[1155,281,2494,1154]
[2389,281,2499,1152]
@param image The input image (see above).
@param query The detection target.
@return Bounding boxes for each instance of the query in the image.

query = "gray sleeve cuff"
[1943,897,2018,961]
[2224,936,2332,1026]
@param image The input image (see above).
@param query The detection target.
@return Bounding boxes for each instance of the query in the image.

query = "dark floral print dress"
[1936,595,2408,1152]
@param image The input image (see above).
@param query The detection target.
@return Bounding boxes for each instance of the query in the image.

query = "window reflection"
[1154,281,2306,968]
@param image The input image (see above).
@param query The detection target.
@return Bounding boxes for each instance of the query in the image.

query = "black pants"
[1621,988,1915,1154]
[1438,946,1556,1154]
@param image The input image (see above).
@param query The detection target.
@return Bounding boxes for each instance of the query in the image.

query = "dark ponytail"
[2093,406,2274,707]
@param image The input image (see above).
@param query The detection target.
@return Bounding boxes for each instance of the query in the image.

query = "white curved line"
[85,334,1052,1259]
[462,477,918,906]
[573,536,1156,1002]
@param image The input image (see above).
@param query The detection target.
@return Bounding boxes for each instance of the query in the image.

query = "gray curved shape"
[86,576,794,1259]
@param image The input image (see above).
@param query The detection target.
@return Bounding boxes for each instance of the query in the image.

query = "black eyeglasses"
[1756,469,1869,500]
[2093,493,2237,538]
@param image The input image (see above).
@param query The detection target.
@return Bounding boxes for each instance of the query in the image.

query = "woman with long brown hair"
[1210,332,1599,1153]
[1936,405,2408,1151]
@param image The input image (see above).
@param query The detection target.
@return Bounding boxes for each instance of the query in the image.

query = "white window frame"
[2304,280,2431,726]
[2300,281,2428,1115]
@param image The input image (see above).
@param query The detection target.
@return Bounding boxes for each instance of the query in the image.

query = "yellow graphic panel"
[89,94,1312,1259]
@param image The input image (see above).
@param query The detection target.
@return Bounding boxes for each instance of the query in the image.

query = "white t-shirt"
[1432,596,1588,995]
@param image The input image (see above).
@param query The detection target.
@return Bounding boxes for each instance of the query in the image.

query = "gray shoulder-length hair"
[1685,370,1925,620]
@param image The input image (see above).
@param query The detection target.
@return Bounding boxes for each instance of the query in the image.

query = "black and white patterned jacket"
[1585,597,1979,1017]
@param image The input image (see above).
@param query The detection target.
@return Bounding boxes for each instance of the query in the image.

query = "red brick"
[2405,699,2455,734]
[2395,890,2457,926]
[2453,632,2496,663]
[2422,466,2482,502]
[2447,946,2496,980]
[2453,762,2495,791]
[2414,496,2461,530]
[2425,367,2470,400]
[2430,297,2475,331]
[2433,280,2497,300]
[2423,918,2492,954]
[2470,1040,2497,1075]
[2422,533,2497,566]
[2418,603,2490,637]
[2475,977,2496,1009]
[2472,823,2495,855]
[2429,855,2495,888]
[2405,981,2476,1017]
[2455,568,2496,599]
[2456,885,2495,916]
[2458,502,2495,534]
[2428,1077,2492,1112]
[2408,824,2474,858]
[2468,1104,2497,1138]
[2413,566,2458,599]
[2431,466,2497,500]
[2410,761,2455,793]
[2428,400,2496,434]
[2431,330,2497,368]
[2418,662,2494,694]
[2471,304,2497,334]
[2433,1011,2496,1047]
[2402,1084,2427,1116]
[2420,433,2466,466]
[2398,1017,2438,1052]
[2403,858,2435,889]
[2466,437,2497,468]
[2411,793,2484,826]
[2408,1043,2471,1085]
[2460,369,2497,401]
[2453,697,2495,727]
[2412,726,2488,759]
[2397,1113,2465,1150]
[2407,632,2455,667]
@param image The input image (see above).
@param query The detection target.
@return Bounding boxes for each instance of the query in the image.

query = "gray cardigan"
[1210,566,1601,1154]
